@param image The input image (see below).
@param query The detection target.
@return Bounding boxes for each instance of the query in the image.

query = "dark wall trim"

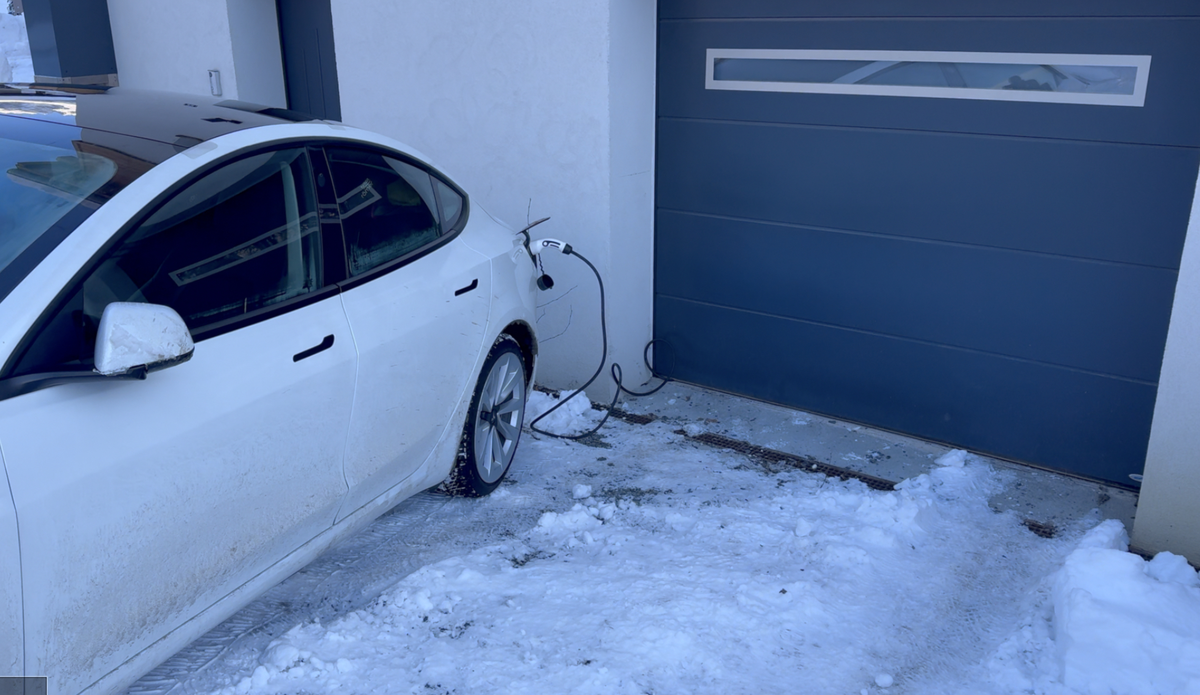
[22,0,117,81]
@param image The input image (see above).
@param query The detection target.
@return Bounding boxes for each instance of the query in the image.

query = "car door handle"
[293,335,335,362]
[454,279,478,296]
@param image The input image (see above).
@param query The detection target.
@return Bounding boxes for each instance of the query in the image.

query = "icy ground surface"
[1,11,33,83]
[131,392,1200,695]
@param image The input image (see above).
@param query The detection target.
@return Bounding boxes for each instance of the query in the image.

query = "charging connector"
[513,221,563,291]
[529,238,573,256]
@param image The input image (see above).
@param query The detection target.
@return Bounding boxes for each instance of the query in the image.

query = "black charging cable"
[519,236,671,440]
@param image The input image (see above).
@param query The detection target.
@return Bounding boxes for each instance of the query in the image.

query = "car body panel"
[337,237,491,520]
[0,444,22,681]
[0,296,356,695]
[460,212,543,381]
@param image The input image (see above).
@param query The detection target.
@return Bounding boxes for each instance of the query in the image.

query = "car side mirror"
[94,302,195,377]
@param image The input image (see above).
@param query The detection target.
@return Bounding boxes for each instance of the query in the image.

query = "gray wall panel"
[655,296,1158,483]
[657,118,1198,268]
[656,210,1178,382]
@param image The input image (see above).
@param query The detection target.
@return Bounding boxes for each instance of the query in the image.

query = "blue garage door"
[654,2,1200,485]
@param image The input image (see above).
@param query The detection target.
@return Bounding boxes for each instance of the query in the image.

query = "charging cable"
[519,233,671,440]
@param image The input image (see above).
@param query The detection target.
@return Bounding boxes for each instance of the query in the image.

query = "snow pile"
[180,421,1200,695]
[201,442,1073,695]
[1,11,33,83]
[1051,520,1200,695]
[526,388,601,436]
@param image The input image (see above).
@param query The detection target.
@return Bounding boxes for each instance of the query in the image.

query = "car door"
[0,448,20,684]
[0,146,356,695]
[321,145,490,519]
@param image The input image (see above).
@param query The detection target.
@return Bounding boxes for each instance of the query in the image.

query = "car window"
[434,177,465,232]
[324,147,441,276]
[10,147,323,376]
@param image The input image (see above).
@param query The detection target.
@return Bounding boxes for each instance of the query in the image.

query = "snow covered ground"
[128,390,1200,695]
[1,11,34,83]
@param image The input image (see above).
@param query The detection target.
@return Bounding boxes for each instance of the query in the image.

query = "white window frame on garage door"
[706,49,1152,107]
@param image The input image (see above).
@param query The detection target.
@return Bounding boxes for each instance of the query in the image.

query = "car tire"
[448,334,527,497]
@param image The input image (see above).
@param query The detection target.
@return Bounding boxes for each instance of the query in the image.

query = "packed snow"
[155,391,1200,695]
[1,11,33,83]
[526,389,604,436]
[1052,522,1200,695]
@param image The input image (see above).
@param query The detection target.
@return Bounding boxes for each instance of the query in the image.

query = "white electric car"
[0,85,539,695]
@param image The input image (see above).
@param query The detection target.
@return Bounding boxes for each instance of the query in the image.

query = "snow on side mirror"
[94,302,195,377]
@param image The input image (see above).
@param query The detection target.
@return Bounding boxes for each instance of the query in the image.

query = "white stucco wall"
[1133,166,1200,562]
[608,0,658,394]
[106,0,284,106]
[332,0,656,396]
[225,0,287,106]
[107,0,234,95]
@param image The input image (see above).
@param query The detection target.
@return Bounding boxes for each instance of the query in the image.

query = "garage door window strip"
[706,49,1151,107]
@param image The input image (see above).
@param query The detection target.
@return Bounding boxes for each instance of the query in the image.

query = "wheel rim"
[474,351,526,483]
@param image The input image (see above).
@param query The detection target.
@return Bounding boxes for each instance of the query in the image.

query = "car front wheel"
[449,335,527,497]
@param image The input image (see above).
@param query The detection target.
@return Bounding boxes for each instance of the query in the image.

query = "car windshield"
[0,124,118,301]
[2,139,116,263]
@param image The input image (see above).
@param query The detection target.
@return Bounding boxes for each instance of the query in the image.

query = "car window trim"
[334,230,459,293]
[190,283,343,342]
[308,145,351,284]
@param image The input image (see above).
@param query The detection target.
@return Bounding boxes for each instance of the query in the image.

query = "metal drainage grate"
[599,406,657,425]
[675,429,897,492]
[1022,519,1057,539]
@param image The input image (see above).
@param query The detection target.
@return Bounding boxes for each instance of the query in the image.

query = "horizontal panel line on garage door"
[656,115,1200,152]
[655,293,1159,387]
[657,207,1180,272]
[656,118,1197,268]
[659,14,1200,22]
[655,208,1176,381]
